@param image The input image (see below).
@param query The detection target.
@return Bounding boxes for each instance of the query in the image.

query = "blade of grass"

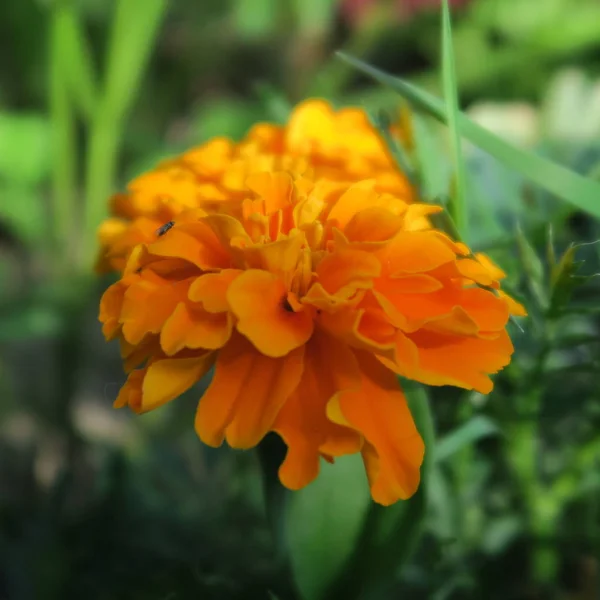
[82,0,168,268]
[441,0,468,239]
[412,113,450,200]
[369,109,417,186]
[103,0,168,122]
[60,7,98,122]
[335,51,600,221]
[49,5,77,269]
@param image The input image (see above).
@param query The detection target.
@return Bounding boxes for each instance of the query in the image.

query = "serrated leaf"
[335,52,600,220]
[548,243,597,317]
[435,416,500,464]
[286,454,371,600]
[515,226,547,310]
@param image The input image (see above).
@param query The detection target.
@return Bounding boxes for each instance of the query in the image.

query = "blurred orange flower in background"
[96,99,414,274]
[99,161,525,505]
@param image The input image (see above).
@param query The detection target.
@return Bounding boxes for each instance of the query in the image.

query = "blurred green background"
[1,0,600,599]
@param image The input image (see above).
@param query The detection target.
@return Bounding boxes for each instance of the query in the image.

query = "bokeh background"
[1,0,600,599]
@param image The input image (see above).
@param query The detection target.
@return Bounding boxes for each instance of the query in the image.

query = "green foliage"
[2,1,600,599]
[336,52,600,220]
[441,0,468,238]
[286,454,371,600]
[0,113,51,184]
[434,416,500,464]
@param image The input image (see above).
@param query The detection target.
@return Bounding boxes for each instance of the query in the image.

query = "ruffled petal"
[405,328,514,394]
[195,334,304,448]
[140,354,214,412]
[227,270,314,357]
[188,269,242,311]
[120,276,192,345]
[274,331,362,490]
[328,352,424,505]
[161,302,233,354]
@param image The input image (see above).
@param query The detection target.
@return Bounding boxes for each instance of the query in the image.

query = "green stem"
[508,323,559,588]
[80,0,168,270]
[49,5,77,271]
[81,114,120,268]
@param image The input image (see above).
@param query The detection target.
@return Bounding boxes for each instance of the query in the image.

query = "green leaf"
[59,6,98,121]
[102,0,168,122]
[435,416,500,464]
[286,454,371,600]
[548,242,597,317]
[412,113,450,200]
[188,98,262,142]
[253,83,291,124]
[441,0,468,238]
[0,303,64,341]
[515,225,547,311]
[293,0,337,34]
[0,186,47,244]
[480,516,523,555]
[325,382,436,599]
[335,52,600,220]
[365,382,435,565]
[0,114,52,185]
[233,0,280,39]
[369,109,417,186]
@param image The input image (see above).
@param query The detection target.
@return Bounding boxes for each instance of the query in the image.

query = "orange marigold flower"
[96,99,415,273]
[99,172,524,505]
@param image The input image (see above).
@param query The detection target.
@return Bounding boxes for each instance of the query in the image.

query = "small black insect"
[156,220,175,236]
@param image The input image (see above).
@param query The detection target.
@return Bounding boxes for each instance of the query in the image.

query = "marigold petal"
[99,280,127,340]
[274,332,362,490]
[195,334,304,448]
[140,354,214,413]
[314,248,381,296]
[188,269,242,312]
[161,302,233,354]
[380,231,456,274]
[456,258,499,287]
[344,207,405,243]
[120,277,192,345]
[115,369,145,410]
[326,180,378,230]
[474,252,506,280]
[405,329,514,393]
[147,226,230,270]
[246,171,294,215]
[327,352,424,505]
[227,270,314,357]
[499,290,527,317]
[242,234,304,279]
[120,336,161,373]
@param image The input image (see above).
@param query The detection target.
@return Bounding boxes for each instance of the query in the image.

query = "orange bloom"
[99,172,524,505]
[96,99,415,273]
